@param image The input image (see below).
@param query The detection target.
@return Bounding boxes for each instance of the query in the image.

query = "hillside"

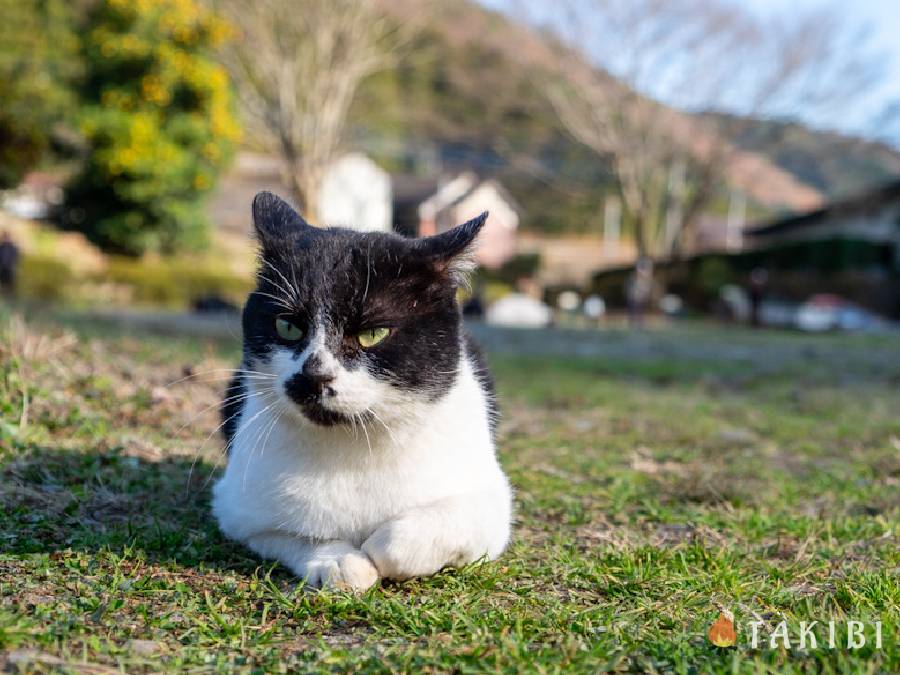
[706,113,900,199]
[341,0,897,232]
[352,0,613,234]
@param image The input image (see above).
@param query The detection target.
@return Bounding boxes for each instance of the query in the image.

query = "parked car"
[795,294,883,332]
[485,293,553,328]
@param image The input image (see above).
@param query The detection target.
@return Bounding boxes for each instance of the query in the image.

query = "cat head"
[241,191,486,428]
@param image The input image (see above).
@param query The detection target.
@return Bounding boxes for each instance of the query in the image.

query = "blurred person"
[583,295,606,322]
[626,257,654,328]
[748,268,769,328]
[0,231,20,298]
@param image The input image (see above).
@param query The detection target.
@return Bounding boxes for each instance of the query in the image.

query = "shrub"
[63,0,239,256]
[0,110,44,190]
[19,255,74,302]
[693,256,735,298]
[0,0,79,188]
[479,253,542,287]
[104,258,251,308]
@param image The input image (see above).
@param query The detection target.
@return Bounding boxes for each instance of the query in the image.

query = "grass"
[0,313,898,673]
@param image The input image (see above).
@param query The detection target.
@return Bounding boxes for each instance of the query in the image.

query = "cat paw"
[303,550,379,591]
[362,519,440,580]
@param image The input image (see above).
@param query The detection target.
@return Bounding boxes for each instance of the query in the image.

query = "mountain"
[345,0,897,233]
[704,114,900,200]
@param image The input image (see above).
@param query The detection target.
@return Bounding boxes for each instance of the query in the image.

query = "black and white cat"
[212,192,512,590]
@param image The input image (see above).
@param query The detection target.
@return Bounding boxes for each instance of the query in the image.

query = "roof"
[444,177,522,216]
[391,175,440,208]
[392,172,521,216]
[745,178,900,239]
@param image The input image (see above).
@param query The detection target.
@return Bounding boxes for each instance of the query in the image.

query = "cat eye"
[274,317,304,341]
[357,327,390,348]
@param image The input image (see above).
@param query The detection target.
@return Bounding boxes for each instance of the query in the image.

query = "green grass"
[1,314,898,672]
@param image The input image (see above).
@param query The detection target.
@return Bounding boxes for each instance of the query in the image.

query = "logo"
[708,611,737,647]
[706,608,886,650]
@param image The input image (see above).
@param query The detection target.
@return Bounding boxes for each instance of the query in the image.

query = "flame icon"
[708,611,737,647]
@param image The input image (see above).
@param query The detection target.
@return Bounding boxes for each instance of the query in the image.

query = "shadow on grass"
[1,443,261,573]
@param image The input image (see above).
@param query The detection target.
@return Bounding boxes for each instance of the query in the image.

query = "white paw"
[302,550,379,591]
[362,519,449,580]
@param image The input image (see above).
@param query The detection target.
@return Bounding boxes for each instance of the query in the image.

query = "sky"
[481,0,900,143]
[742,0,900,141]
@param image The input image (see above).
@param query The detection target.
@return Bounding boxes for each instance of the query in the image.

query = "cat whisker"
[187,392,278,486]
[357,412,373,458]
[256,272,297,306]
[240,398,286,492]
[249,289,295,311]
[175,386,278,442]
[163,368,276,389]
[202,391,280,490]
[188,389,279,491]
[367,408,399,446]
[260,258,300,305]
[345,411,360,441]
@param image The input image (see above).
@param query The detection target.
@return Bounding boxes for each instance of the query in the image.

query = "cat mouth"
[297,401,355,427]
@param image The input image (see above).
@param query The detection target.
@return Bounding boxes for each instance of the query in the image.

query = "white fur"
[212,328,512,591]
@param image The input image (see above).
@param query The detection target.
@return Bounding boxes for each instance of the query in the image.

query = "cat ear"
[251,191,313,243]
[416,212,488,284]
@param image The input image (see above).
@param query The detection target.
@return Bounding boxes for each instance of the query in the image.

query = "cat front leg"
[361,492,511,580]
[245,532,379,591]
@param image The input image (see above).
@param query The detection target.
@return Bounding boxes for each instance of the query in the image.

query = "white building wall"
[318,153,392,232]
[450,182,519,269]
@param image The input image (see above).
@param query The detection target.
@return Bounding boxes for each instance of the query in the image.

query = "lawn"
[1,313,898,673]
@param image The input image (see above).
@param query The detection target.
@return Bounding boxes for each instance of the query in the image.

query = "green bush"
[19,255,74,302]
[480,253,542,287]
[0,0,79,188]
[0,100,45,189]
[16,254,251,309]
[63,0,239,256]
[104,258,251,307]
[693,256,735,298]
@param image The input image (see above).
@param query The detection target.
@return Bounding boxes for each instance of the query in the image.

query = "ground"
[1,312,898,673]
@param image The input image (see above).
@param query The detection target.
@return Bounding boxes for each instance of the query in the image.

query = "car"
[485,293,553,328]
[795,294,883,332]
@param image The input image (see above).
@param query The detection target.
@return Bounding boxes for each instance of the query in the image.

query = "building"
[318,153,392,233]
[743,179,900,271]
[744,178,900,274]
[394,172,520,269]
[209,154,521,270]
[740,178,900,318]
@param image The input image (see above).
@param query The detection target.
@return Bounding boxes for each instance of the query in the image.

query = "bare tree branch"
[217,0,422,219]
[525,0,883,259]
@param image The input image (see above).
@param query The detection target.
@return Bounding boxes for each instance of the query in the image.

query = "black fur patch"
[222,192,495,438]
[221,370,246,449]
[464,333,499,437]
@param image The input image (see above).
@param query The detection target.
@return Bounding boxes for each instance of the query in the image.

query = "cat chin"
[297,402,356,427]
[278,395,372,429]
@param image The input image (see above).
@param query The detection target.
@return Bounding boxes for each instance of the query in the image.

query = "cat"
[211,191,512,591]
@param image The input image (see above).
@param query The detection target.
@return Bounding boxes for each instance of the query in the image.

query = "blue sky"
[742,0,900,140]
[481,0,899,143]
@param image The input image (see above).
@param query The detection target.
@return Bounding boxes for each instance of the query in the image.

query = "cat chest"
[241,443,468,541]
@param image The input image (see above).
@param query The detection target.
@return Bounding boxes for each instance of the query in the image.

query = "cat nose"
[304,369,335,394]
[285,355,336,402]
[303,356,335,385]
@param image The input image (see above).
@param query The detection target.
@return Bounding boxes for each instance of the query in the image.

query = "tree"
[525,0,882,259]
[63,0,239,256]
[217,0,416,220]
[0,0,80,188]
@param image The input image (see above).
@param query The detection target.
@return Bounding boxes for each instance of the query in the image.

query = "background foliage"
[0,0,79,188]
[62,0,239,256]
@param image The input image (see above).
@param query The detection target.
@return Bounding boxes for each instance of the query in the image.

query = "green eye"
[357,327,390,348]
[275,317,303,341]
